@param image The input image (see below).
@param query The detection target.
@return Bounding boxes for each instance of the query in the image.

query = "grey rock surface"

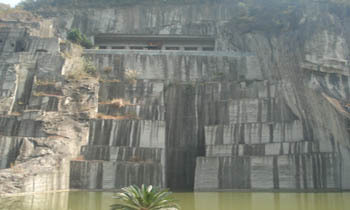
[70,160,164,189]
[2,0,350,195]
[0,10,97,195]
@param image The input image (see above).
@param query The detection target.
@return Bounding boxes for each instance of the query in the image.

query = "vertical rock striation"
[66,0,350,191]
[2,0,350,194]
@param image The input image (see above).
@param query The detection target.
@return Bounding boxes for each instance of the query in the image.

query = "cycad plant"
[111,185,180,210]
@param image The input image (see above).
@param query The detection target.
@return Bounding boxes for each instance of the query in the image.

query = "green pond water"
[1,191,350,210]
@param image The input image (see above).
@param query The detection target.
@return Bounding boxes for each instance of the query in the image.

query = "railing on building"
[94,34,215,51]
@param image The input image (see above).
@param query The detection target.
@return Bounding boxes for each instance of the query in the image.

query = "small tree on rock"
[67,28,93,49]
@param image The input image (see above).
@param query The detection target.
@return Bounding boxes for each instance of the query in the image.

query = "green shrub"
[67,28,93,49]
[81,36,93,49]
[67,28,82,43]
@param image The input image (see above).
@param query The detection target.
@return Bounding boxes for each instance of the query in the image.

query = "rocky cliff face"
[1,0,350,195]
[0,9,98,195]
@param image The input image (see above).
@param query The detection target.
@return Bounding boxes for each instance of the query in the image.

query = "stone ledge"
[84,52,262,82]
[88,119,165,148]
[205,141,324,157]
[70,160,164,189]
[0,117,47,137]
[97,104,165,121]
[195,153,339,191]
[80,145,164,163]
[205,120,304,145]
[84,49,254,57]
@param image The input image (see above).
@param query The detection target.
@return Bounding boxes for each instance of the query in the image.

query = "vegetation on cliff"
[0,5,39,21]
[67,28,93,49]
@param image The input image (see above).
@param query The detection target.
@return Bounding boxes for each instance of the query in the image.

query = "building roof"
[94,34,215,44]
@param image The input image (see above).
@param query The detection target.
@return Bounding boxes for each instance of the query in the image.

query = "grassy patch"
[98,98,133,108]
[34,79,57,86]
[65,57,97,81]
[96,112,138,120]
[33,91,62,97]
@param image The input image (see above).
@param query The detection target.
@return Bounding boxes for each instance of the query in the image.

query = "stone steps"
[73,118,167,189]
[70,160,164,189]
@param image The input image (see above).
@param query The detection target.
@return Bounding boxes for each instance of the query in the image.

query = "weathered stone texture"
[89,119,165,148]
[2,0,350,195]
[81,146,163,163]
[0,12,97,195]
[195,154,339,190]
[85,51,262,82]
[0,117,47,137]
[205,141,321,157]
[70,160,163,189]
[0,137,23,169]
[71,118,166,189]
[205,121,304,145]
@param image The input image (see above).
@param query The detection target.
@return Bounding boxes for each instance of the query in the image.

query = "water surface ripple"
[1,191,349,210]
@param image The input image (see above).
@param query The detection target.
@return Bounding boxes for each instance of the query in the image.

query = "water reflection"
[0,192,68,210]
[67,191,112,210]
[0,191,349,210]
[194,192,350,210]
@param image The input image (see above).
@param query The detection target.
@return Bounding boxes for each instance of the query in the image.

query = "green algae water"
[1,191,350,210]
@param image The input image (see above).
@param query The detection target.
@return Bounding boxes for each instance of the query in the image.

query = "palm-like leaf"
[111,185,181,210]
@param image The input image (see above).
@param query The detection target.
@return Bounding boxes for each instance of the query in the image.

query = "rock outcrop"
[0,9,98,195]
[2,0,350,194]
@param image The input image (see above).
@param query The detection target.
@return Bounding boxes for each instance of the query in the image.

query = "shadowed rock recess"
[1,0,350,195]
